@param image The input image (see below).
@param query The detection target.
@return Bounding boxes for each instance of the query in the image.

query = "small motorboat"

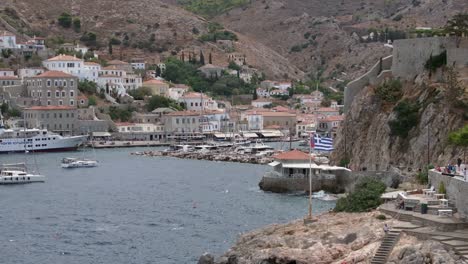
[61,157,98,168]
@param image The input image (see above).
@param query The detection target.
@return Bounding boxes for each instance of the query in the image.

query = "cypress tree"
[199,50,205,65]
[209,53,212,64]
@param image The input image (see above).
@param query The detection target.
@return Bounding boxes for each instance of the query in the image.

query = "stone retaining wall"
[429,170,468,219]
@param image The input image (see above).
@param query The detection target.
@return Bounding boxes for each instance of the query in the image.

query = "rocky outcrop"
[332,76,465,172]
[388,234,464,263]
[205,212,464,264]
[210,212,394,264]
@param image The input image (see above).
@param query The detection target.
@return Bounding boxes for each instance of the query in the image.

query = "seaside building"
[142,79,169,96]
[179,92,218,111]
[24,71,78,107]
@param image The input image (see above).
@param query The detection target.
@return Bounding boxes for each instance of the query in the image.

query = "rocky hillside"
[0,0,303,79]
[331,70,467,172]
[216,0,468,81]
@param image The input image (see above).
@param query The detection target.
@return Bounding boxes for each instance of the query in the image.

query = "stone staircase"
[370,230,401,264]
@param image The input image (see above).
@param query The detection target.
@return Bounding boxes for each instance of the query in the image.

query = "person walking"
[464,168,467,182]
[458,157,463,172]
[384,223,389,234]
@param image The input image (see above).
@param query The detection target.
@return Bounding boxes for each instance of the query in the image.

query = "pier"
[91,141,171,149]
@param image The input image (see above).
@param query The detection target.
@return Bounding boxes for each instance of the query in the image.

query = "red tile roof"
[84,62,100,66]
[25,106,76,110]
[0,76,19,80]
[0,68,14,71]
[32,71,75,78]
[322,115,345,122]
[108,60,129,65]
[274,150,310,160]
[46,55,82,62]
[181,92,210,99]
[102,65,123,70]
[166,111,201,116]
[316,107,339,112]
[143,79,167,85]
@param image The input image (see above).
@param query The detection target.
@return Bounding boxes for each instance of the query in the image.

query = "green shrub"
[146,95,182,112]
[78,80,98,94]
[438,182,446,195]
[108,106,134,122]
[199,30,238,42]
[180,0,249,18]
[376,214,387,220]
[80,32,97,46]
[425,51,447,72]
[334,177,387,212]
[88,95,97,106]
[58,13,72,28]
[375,79,403,103]
[393,14,403,21]
[128,86,152,100]
[72,18,81,32]
[389,99,420,138]
[417,169,428,184]
[290,44,303,53]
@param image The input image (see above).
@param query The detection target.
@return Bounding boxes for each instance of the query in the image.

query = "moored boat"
[61,157,98,168]
[0,163,45,184]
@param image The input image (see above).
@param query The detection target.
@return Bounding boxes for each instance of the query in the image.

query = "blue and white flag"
[313,134,334,151]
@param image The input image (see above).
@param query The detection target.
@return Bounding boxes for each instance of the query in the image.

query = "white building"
[168,84,189,101]
[0,31,17,49]
[256,88,270,98]
[0,68,15,77]
[18,68,45,80]
[43,55,103,85]
[245,113,264,131]
[97,75,126,96]
[131,61,146,70]
[251,98,272,108]
[179,92,218,111]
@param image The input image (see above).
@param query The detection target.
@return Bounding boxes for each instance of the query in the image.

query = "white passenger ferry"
[0,163,45,184]
[0,119,86,153]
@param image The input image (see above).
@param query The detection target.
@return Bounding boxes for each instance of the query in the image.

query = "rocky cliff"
[332,71,467,172]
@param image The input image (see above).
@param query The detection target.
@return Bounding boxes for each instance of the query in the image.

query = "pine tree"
[199,50,205,65]
[253,88,258,100]
[209,53,212,64]
[108,42,113,55]
[156,66,161,77]
[181,51,185,62]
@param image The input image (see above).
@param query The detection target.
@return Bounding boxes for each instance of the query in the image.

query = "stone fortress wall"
[344,37,468,113]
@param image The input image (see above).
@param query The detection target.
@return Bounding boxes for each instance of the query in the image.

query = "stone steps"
[370,231,401,264]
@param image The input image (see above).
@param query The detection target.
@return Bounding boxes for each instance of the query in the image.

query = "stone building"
[142,79,169,96]
[24,106,77,135]
[24,71,78,107]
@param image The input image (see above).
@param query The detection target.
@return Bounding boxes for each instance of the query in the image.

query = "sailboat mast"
[308,132,313,219]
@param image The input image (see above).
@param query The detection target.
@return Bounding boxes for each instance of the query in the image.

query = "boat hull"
[0,175,45,184]
[0,135,87,154]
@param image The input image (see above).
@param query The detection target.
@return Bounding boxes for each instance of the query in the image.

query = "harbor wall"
[259,170,400,194]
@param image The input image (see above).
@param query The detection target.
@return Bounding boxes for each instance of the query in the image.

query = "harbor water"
[0,147,335,264]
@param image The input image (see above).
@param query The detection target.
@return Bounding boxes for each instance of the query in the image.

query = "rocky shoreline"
[198,211,464,264]
[130,150,275,164]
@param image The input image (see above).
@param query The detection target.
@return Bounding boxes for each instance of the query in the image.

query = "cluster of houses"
[0,30,345,141]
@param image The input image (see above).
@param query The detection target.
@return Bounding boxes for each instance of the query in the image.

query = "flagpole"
[308,132,313,219]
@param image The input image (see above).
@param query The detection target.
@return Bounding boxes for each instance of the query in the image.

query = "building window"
[54,80,58,86]
[47,90,51,97]
[62,91,66,97]
[70,80,74,87]
[70,90,74,97]
[70,100,74,106]
[176,118,179,124]
[63,80,67,87]
[47,80,51,87]
[59,100,63,106]
[47,100,51,106]
[80,99,84,104]
[55,91,60,97]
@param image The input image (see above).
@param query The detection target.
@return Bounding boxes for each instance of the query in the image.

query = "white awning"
[318,165,351,171]
[268,161,281,167]
[259,131,283,137]
[282,163,321,169]
[214,133,239,138]
[92,132,112,137]
[243,132,258,138]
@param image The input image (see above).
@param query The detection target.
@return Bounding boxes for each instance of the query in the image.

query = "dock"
[91,141,171,149]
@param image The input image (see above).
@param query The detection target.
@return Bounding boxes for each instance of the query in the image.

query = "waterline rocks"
[131,150,275,165]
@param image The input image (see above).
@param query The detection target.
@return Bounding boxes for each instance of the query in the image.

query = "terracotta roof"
[181,92,210,99]
[272,106,291,112]
[108,60,129,65]
[260,112,296,117]
[32,71,75,78]
[0,68,14,71]
[166,111,201,116]
[115,122,135,126]
[274,150,310,161]
[143,79,167,85]
[316,107,339,112]
[99,74,120,78]
[46,54,82,62]
[84,62,100,66]
[25,106,76,111]
[102,65,123,70]
[322,115,345,122]
[0,76,19,80]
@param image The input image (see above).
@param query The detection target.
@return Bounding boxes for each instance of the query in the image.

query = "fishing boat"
[0,163,45,184]
[61,157,98,168]
[236,140,274,154]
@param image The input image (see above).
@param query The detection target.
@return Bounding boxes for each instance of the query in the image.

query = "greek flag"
[313,134,334,151]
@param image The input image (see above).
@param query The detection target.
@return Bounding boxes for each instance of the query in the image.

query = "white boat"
[0,125,87,153]
[311,190,338,201]
[236,141,274,154]
[61,157,98,168]
[0,163,45,184]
